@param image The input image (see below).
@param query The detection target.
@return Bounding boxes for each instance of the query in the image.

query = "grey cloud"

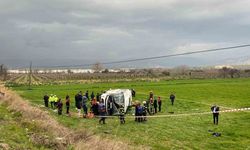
[1,0,250,68]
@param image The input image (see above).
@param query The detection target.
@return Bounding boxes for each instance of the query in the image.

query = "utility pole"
[28,61,32,90]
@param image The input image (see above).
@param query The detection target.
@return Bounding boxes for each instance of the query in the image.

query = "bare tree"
[162,70,170,76]
[67,69,73,74]
[219,67,229,78]
[228,68,239,78]
[171,65,189,77]
[92,62,103,73]
[102,68,109,73]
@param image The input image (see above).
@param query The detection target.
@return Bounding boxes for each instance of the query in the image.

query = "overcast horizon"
[1,0,250,69]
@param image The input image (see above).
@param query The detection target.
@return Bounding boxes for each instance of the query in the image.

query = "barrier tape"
[95,107,250,119]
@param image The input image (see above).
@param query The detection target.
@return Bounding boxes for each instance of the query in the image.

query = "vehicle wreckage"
[101,89,132,115]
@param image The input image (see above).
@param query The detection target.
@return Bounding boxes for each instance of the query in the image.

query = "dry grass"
[0,84,136,150]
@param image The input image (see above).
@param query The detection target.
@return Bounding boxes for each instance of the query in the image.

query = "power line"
[35,44,250,68]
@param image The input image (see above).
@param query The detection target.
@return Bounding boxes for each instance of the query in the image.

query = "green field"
[11,78,250,149]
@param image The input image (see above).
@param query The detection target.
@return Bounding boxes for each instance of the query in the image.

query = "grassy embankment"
[0,104,55,150]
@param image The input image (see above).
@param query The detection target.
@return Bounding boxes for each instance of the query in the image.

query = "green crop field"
[10,78,250,150]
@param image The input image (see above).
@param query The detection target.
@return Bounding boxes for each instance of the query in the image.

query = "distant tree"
[92,62,103,73]
[171,65,189,76]
[102,68,109,73]
[145,69,156,77]
[245,69,250,73]
[219,67,230,78]
[162,70,170,76]
[228,69,239,78]
[67,69,73,74]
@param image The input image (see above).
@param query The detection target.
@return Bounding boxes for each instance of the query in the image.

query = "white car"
[101,89,132,115]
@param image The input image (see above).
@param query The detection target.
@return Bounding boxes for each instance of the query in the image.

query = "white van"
[101,89,132,115]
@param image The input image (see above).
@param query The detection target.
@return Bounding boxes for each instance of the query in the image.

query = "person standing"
[142,101,147,121]
[96,93,100,102]
[153,98,158,114]
[107,97,113,115]
[131,89,136,97]
[149,98,154,114]
[149,91,154,99]
[82,95,88,118]
[75,91,82,117]
[54,95,59,108]
[78,92,83,117]
[211,105,220,125]
[91,92,95,100]
[75,93,79,108]
[49,94,54,109]
[57,98,63,115]
[43,94,49,107]
[65,95,70,115]
[85,90,89,100]
[91,98,99,115]
[158,96,162,112]
[170,93,175,106]
[98,100,106,124]
[146,99,151,115]
[119,107,125,124]
[137,104,143,122]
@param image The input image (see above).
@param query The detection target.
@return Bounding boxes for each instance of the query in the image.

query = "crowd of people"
[43,90,108,124]
[134,91,174,123]
[43,89,219,125]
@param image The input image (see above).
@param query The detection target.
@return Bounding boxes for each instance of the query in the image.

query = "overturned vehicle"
[101,89,132,115]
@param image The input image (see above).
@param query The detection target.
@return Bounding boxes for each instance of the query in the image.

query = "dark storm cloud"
[1,0,250,68]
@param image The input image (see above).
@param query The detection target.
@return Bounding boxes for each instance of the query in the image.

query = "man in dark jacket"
[153,98,158,113]
[98,100,106,124]
[135,104,139,122]
[65,95,70,115]
[142,101,147,121]
[119,107,125,124]
[57,99,63,115]
[170,93,175,106]
[149,91,154,99]
[211,105,220,125]
[96,93,100,102]
[75,93,79,108]
[82,95,88,118]
[158,96,162,112]
[107,97,113,115]
[85,90,89,100]
[131,89,136,97]
[137,104,143,122]
[43,94,49,107]
[75,91,83,117]
[91,92,95,100]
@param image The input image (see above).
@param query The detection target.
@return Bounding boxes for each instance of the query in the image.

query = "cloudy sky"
[1,0,250,68]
